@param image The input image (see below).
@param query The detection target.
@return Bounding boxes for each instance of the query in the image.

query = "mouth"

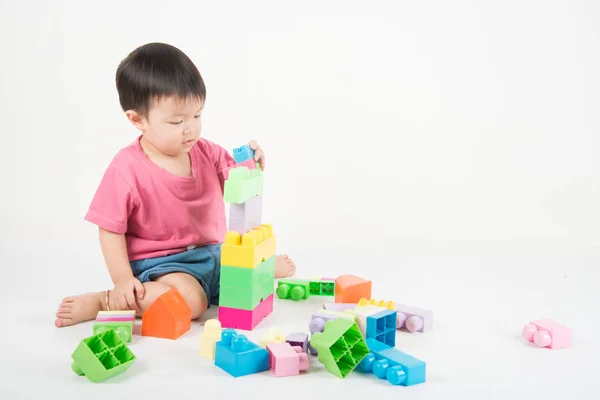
[183,139,195,145]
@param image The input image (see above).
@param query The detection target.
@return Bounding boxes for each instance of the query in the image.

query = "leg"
[275,254,296,278]
[156,272,208,320]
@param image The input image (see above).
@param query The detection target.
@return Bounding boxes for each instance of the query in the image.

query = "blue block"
[360,338,426,386]
[366,310,397,347]
[233,145,255,164]
[215,329,269,377]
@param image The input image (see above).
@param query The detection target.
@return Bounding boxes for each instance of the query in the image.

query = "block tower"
[218,144,277,330]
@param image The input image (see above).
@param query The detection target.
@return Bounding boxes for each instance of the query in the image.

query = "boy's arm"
[99,227,134,284]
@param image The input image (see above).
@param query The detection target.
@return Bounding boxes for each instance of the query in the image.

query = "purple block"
[286,332,309,353]
[322,303,356,312]
[228,195,263,234]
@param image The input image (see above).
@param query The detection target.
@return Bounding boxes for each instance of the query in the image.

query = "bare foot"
[275,254,296,278]
[55,292,105,327]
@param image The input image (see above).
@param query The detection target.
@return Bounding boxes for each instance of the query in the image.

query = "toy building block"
[221,225,276,269]
[260,328,286,348]
[322,302,356,312]
[218,294,274,330]
[395,303,433,333]
[307,341,318,356]
[276,279,310,301]
[223,166,264,204]
[522,319,572,349]
[233,144,255,164]
[358,298,396,310]
[308,279,335,296]
[358,338,426,386]
[199,319,223,359]
[367,310,397,347]
[267,342,309,377]
[228,194,263,235]
[215,328,270,377]
[222,158,258,180]
[335,274,372,303]
[93,310,135,343]
[220,255,275,310]
[310,318,369,378]
[142,288,191,340]
[71,329,136,383]
[309,309,357,334]
[286,332,309,353]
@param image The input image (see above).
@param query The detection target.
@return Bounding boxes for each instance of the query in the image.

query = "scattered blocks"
[358,338,426,386]
[223,166,264,204]
[260,328,286,348]
[308,279,335,296]
[276,279,310,301]
[358,298,395,310]
[335,274,372,303]
[286,332,309,353]
[220,255,275,310]
[309,309,357,334]
[142,288,191,340]
[267,342,309,377]
[215,329,270,377]
[322,302,356,312]
[395,303,433,333]
[218,294,274,330]
[93,310,135,343]
[71,329,136,383]
[522,319,572,349]
[220,225,276,269]
[199,319,223,360]
[233,144,255,164]
[228,194,263,235]
[310,318,369,379]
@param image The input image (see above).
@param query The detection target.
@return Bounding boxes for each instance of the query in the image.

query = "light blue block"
[233,145,254,164]
[366,310,397,347]
[215,329,269,377]
[360,338,426,386]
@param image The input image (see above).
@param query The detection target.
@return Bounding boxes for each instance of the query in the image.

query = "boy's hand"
[108,277,145,312]
[248,140,266,171]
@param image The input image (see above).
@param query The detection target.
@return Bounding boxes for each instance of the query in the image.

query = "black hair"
[116,42,206,116]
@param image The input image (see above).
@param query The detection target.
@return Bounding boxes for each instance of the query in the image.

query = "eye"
[169,121,183,125]
[194,114,201,119]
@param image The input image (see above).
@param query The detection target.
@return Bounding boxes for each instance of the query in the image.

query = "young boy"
[55,42,295,328]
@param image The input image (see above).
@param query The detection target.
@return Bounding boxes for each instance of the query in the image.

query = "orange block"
[142,288,191,340]
[335,274,372,303]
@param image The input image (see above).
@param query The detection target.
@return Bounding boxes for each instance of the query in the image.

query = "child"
[55,42,296,328]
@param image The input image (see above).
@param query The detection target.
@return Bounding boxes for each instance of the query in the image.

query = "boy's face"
[127,96,204,156]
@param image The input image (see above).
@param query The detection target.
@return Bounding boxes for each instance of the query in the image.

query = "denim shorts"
[130,244,221,306]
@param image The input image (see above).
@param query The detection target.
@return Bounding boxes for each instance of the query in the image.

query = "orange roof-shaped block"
[142,288,191,340]
[335,274,372,304]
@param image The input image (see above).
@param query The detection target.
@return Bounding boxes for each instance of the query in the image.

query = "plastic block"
[223,166,264,204]
[351,305,389,338]
[218,294,274,331]
[93,321,133,343]
[233,144,255,164]
[308,279,335,296]
[335,274,372,303]
[71,330,136,383]
[276,279,310,301]
[395,303,433,333]
[228,194,263,235]
[219,256,275,310]
[309,309,357,334]
[367,310,397,347]
[286,332,309,353]
[222,158,258,180]
[215,329,270,377]
[522,319,571,349]
[221,225,276,269]
[260,328,286,348]
[360,338,426,386]
[309,319,369,378]
[267,342,309,377]
[199,319,222,359]
[322,303,356,312]
[358,298,396,310]
[308,341,318,356]
[142,288,191,340]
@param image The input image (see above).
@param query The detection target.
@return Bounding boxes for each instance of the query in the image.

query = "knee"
[178,288,208,320]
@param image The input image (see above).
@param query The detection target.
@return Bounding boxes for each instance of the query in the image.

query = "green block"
[71,329,136,383]
[93,322,133,343]
[276,279,310,300]
[308,280,335,296]
[219,256,275,310]
[310,319,369,378]
[223,165,264,204]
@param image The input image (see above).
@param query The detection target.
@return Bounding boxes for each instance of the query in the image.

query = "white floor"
[2,242,599,400]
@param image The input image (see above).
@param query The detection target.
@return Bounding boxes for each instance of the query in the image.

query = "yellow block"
[199,319,222,360]
[358,298,396,310]
[259,328,286,348]
[221,224,277,268]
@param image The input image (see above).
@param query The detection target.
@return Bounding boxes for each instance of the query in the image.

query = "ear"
[125,110,147,131]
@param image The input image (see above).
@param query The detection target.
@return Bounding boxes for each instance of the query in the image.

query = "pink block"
[222,158,258,180]
[218,294,273,331]
[96,317,135,322]
[522,319,571,349]
[267,342,309,377]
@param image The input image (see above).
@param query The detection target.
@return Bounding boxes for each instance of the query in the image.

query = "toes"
[61,297,75,304]
[55,318,72,328]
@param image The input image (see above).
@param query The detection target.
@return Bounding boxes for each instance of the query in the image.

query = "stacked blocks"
[335,274,372,303]
[93,310,135,343]
[228,194,263,235]
[310,318,369,378]
[522,319,572,349]
[358,338,426,386]
[142,288,191,340]
[199,319,223,359]
[71,330,136,383]
[220,226,277,268]
[267,342,309,377]
[223,166,264,204]
[215,329,270,377]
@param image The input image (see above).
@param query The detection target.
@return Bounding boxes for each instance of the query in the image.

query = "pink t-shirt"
[84,136,236,261]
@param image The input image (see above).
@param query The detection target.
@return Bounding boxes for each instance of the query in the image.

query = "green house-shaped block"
[219,255,275,310]
[309,280,335,296]
[223,166,264,204]
[310,318,369,378]
[71,329,136,383]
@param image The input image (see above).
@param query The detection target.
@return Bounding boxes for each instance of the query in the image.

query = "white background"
[1,0,599,398]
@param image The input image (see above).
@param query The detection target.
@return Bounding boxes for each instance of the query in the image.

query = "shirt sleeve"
[208,140,236,174]
[84,165,137,234]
